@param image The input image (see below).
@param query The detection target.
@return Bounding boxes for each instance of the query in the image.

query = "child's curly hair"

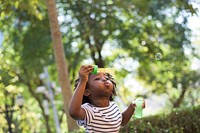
[74,73,117,104]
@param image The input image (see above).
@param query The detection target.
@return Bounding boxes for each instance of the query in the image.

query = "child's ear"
[84,89,90,96]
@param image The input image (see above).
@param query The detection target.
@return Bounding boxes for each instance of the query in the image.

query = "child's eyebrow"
[91,73,108,79]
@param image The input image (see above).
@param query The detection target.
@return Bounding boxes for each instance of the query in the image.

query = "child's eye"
[95,78,100,80]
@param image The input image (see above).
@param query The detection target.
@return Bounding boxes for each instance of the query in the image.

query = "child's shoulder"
[81,103,93,109]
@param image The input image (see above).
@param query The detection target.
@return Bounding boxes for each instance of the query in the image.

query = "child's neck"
[91,99,110,107]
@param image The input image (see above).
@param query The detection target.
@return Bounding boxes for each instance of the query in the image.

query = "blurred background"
[0,0,200,133]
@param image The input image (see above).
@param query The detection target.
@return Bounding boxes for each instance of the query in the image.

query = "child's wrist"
[79,78,88,83]
[78,80,88,87]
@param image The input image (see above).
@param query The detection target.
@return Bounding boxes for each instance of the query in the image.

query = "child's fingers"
[83,65,93,74]
[79,65,94,76]
[132,100,136,108]
[142,100,146,108]
[87,65,94,72]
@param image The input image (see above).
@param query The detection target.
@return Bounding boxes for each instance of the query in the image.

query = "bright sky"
[188,14,200,41]
[0,32,3,47]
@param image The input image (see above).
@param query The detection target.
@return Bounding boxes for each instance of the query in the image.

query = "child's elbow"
[69,108,75,118]
[121,121,126,127]
[68,108,79,119]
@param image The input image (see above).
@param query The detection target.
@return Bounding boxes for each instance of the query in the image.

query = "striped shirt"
[77,102,122,133]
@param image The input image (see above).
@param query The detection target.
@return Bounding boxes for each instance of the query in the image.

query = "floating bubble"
[141,41,146,45]
[155,53,162,60]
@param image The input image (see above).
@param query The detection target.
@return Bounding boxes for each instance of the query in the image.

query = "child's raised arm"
[68,65,93,120]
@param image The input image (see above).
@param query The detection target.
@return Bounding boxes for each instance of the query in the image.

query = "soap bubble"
[155,53,162,60]
[141,41,146,45]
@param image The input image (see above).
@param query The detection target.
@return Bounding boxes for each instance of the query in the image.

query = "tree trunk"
[45,0,79,131]
[173,87,187,108]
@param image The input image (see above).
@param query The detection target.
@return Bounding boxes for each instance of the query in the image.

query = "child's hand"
[142,100,145,108]
[79,65,93,82]
[132,99,145,109]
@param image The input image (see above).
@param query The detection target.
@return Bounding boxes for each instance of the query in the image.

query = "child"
[69,65,145,133]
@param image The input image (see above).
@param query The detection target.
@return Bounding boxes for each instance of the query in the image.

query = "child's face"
[87,72,114,98]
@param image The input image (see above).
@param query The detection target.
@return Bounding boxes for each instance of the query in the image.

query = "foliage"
[0,0,200,132]
[0,0,57,132]
[57,0,200,107]
[120,105,200,133]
